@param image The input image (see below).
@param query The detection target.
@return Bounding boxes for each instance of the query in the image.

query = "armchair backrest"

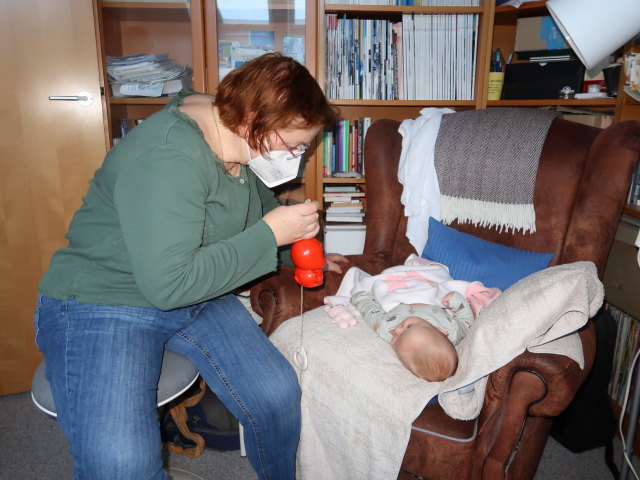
[362,115,640,277]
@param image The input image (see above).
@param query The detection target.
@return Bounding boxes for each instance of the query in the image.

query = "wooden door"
[0,0,107,394]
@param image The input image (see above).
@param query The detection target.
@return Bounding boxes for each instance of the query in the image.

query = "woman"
[35,53,344,479]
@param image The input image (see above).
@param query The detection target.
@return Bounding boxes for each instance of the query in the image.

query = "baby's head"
[390,316,458,382]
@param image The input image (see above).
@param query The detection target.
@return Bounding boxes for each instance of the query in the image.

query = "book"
[325,209,365,222]
[323,185,366,203]
[326,205,364,213]
[328,201,363,207]
[324,185,359,192]
[327,202,363,210]
[516,49,575,61]
[120,118,132,137]
[528,55,576,63]
[323,191,365,197]
[323,193,366,203]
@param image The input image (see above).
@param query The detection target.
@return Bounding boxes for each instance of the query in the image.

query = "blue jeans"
[34,293,300,480]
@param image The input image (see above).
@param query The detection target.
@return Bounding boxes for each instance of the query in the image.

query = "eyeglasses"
[275,131,310,160]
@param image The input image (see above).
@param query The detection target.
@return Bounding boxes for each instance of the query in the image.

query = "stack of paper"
[107,54,193,97]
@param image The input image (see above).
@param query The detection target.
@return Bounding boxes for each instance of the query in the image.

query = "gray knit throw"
[434,108,560,233]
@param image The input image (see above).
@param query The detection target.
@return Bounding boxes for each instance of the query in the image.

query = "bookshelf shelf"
[625,93,640,107]
[109,96,172,105]
[487,98,618,107]
[624,205,640,219]
[209,3,303,11]
[323,177,366,184]
[100,1,188,9]
[324,5,483,14]
[494,0,547,16]
[331,99,478,107]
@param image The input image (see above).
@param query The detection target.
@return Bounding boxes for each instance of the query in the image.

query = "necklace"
[211,104,234,176]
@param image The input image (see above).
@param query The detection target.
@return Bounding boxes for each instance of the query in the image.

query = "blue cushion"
[421,217,554,291]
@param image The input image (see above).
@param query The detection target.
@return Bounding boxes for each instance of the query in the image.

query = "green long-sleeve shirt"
[39,92,284,310]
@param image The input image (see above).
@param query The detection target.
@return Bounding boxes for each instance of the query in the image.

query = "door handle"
[48,90,94,107]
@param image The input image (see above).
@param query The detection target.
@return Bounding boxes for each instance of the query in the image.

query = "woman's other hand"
[263,202,320,246]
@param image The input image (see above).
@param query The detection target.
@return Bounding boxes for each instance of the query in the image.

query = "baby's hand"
[324,304,359,329]
[441,291,466,313]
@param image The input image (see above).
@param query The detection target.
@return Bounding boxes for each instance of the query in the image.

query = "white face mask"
[246,143,302,188]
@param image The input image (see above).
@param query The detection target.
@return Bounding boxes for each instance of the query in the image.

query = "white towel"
[269,261,603,480]
[398,107,455,254]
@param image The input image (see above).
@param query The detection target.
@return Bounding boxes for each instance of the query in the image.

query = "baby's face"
[390,316,446,349]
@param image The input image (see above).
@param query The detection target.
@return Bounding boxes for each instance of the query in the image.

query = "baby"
[326,290,474,382]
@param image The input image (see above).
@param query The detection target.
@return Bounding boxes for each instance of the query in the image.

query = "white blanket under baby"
[269,262,603,480]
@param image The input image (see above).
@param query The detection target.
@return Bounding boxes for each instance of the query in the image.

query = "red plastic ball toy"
[291,238,326,288]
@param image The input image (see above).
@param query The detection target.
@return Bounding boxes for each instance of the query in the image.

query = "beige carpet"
[1,391,637,480]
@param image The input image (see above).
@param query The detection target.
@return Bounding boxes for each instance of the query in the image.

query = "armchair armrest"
[406,321,596,479]
[250,253,390,336]
[476,322,596,477]
[485,321,596,418]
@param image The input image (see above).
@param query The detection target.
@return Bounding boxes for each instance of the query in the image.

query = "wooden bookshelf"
[314,0,631,209]
[95,1,636,206]
[323,4,484,14]
[96,0,205,143]
[100,1,188,9]
[316,0,495,205]
[109,97,172,104]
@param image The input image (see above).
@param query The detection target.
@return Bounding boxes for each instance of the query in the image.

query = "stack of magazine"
[325,13,478,101]
[106,53,192,98]
[608,304,640,405]
[328,1,479,4]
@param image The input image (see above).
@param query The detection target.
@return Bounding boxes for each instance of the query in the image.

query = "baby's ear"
[438,328,449,336]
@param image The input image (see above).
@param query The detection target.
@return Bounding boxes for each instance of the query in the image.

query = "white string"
[294,284,308,371]
[619,347,640,480]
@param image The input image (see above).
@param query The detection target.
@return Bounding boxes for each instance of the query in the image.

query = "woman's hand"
[263,202,320,246]
[324,253,349,274]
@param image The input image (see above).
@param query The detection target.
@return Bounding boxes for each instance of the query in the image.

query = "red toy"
[291,238,326,288]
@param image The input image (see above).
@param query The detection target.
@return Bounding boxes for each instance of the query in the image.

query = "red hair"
[214,52,338,155]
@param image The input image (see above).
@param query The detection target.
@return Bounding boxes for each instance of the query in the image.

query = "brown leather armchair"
[251,114,640,480]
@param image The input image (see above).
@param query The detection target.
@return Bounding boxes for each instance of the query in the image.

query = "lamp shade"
[546,0,640,70]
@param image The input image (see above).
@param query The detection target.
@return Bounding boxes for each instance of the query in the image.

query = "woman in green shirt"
[35,53,342,480]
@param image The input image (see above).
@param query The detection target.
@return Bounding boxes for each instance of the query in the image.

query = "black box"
[502,60,586,100]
